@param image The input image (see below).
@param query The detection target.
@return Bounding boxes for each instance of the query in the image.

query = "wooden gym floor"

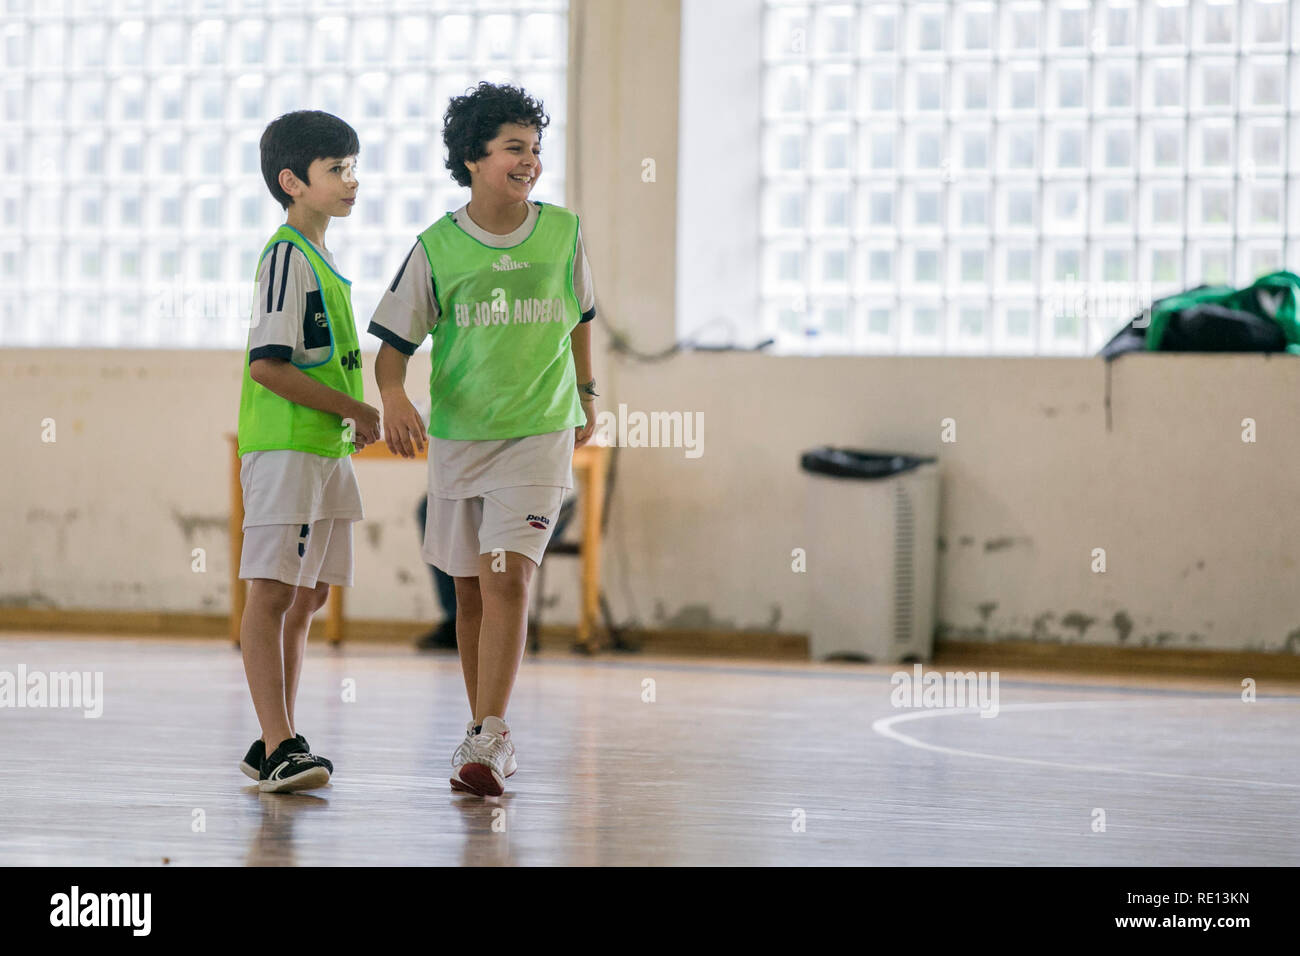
[1,634,1298,866]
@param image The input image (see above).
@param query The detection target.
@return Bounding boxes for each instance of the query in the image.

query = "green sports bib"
[417,202,586,440]
[237,225,363,458]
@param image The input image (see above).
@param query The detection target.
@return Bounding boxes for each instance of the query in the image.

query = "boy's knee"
[454,575,482,607]
[294,582,330,614]
[479,560,531,600]
[250,579,296,616]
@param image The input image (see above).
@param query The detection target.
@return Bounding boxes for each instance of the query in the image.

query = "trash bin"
[800,448,940,663]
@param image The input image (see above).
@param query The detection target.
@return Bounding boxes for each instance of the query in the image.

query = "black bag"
[1159,302,1288,352]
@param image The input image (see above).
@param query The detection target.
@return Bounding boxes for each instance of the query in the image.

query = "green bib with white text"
[417,203,585,440]
[237,226,363,458]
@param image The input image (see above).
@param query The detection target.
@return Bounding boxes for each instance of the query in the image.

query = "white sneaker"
[451,720,477,767]
[449,720,478,793]
[457,716,516,796]
[449,719,517,792]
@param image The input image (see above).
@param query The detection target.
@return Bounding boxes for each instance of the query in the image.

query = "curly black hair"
[442,82,550,188]
[260,110,359,209]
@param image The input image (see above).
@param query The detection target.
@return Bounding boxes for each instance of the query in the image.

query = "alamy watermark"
[50,886,150,936]
[1046,277,1164,330]
[890,664,1000,718]
[149,278,257,327]
[0,666,104,718]
[591,403,703,459]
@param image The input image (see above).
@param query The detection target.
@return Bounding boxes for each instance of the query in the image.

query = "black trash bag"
[1100,283,1292,358]
[1099,314,1148,360]
[1099,284,1217,360]
[1160,302,1288,352]
[799,447,935,480]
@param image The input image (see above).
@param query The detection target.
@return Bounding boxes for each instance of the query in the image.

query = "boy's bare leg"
[240,578,297,752]
[282,581,331,733]
[454,575,483,717]
[473,551,535,724]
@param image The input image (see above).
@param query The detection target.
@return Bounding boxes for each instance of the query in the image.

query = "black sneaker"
[258,737,330,793]
[242,734,331,779]
[239,739,265,780]
[295,734,333,775]
[416,619,458,651]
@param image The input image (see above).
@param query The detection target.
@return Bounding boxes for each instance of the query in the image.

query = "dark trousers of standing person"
[414,490,575,650]
[415,496,459,650]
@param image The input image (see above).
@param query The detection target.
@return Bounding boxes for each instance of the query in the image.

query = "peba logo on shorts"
[526,513,550,530]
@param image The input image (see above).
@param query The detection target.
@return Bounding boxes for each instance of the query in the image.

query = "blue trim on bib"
[278,224,353,286]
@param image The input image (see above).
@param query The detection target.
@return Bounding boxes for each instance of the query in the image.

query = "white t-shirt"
[368,201,596,500]
[241,233,364,528]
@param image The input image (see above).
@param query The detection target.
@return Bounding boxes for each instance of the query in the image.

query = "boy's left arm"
[571,321,596,447]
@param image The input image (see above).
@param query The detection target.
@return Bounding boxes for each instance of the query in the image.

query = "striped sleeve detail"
[368,321,420,356]
[249,344,293,363]
[276,245,292,311]
[265,245,279,313]
[389,242,419,293]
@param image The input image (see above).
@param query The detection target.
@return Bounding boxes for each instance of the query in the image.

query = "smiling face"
[464,122,542,200]
[279,155,359,217]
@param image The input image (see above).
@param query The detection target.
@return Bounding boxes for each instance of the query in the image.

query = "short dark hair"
[442,82,550,188]
[259,110,360,209]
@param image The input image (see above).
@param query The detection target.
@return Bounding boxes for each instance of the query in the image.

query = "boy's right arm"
[369,242,437,458]
[375,344,426,458]
[250,358,381,446]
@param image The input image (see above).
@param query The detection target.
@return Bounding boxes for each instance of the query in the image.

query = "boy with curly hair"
[368,83,599,796]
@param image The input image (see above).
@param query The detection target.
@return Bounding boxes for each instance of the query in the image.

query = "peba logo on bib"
[526,513,550,530]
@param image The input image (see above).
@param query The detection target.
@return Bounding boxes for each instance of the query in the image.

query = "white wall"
[7,346,1300,653]
[6,1,1300,654]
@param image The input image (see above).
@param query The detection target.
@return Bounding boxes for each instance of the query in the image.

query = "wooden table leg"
[327,585,343,645]
[228,435,244,647]
[574,460,590,649]
[590,449,608,648]
[579,447,608,651]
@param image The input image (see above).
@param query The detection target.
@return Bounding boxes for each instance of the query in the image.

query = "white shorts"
[422,486,567,577]
[239,519,355,588]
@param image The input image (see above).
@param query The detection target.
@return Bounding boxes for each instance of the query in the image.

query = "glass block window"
[760,0,1300,355]
[2,2,569,348]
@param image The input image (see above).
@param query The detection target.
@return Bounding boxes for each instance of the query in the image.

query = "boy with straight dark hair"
[236,109,381,792]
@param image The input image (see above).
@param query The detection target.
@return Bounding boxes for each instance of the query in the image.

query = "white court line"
[871,698,1300,790]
